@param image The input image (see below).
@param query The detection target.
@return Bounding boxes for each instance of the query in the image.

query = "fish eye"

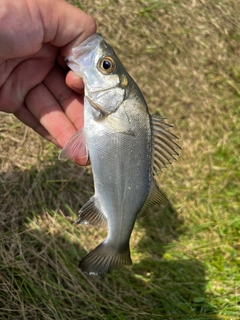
[98,56,116,74]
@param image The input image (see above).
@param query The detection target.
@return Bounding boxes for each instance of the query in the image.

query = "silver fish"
[59,33,180,275]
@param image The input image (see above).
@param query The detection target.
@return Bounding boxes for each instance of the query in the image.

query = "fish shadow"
[0,162,219,319]
[137,203,219,318]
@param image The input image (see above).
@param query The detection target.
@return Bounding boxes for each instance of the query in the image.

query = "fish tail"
[79,241,132,275]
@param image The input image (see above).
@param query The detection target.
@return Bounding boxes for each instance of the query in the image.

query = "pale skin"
[0,0,96,164]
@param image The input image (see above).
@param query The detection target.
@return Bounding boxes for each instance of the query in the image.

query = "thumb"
[39,0,96,56]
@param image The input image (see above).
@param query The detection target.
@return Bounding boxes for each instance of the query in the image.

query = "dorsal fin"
[151,115,181,175]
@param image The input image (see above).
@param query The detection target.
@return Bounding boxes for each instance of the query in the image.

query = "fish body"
[59,34,180,275]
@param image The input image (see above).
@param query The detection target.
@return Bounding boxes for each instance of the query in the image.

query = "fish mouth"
[65,34,104,78]
[72,33,103,58]
[85,96,111,116]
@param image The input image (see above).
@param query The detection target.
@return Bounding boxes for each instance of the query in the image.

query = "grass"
[0,0,240,319]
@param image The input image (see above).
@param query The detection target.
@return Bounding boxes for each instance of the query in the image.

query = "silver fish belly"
[59,34,180,275]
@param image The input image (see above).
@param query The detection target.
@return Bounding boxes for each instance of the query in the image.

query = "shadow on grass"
[91,202,220,319]
[132,204,219,319]
[0,162,219,319]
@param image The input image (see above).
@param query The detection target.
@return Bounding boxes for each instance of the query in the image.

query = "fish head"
[66,34,129,117]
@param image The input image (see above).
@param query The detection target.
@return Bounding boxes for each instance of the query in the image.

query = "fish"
[59,33,180,275]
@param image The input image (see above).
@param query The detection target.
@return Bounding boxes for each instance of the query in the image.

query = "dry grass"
[0,0,240,319]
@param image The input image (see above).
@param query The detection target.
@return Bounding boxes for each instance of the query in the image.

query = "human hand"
[0,0,95,163]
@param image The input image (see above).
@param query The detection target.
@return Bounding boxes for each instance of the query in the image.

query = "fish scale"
[87,111,151,250]
[59,33,180,275]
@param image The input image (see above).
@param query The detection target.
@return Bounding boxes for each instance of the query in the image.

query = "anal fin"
[142,179,168,211]
[76,196,107,228]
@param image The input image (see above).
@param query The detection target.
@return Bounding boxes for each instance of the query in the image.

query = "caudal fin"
[79,241,132,275]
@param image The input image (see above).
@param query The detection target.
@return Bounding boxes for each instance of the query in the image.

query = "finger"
[25,83,78,149]
[65,70,84,95]
[40,0,96,56]
[43,66,84,131]
[0,44,57,113]
[14,105,59,146]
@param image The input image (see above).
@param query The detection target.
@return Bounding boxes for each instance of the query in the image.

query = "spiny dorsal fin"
[151,115,181,175]
[76,196,107,228]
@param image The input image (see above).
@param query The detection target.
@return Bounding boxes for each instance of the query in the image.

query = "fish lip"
[71,33,103,58]
[85,96,111,116]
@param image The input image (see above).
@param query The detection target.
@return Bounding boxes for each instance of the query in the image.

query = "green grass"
[0,0,240,319]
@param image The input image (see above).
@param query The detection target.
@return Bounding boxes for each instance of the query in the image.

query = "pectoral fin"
[105,113,135,136]
[58,129,89,164]
[151,115,181,175]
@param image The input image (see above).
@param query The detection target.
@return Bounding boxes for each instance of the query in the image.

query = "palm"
[0,0,95,165]
[0,43,84,151]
